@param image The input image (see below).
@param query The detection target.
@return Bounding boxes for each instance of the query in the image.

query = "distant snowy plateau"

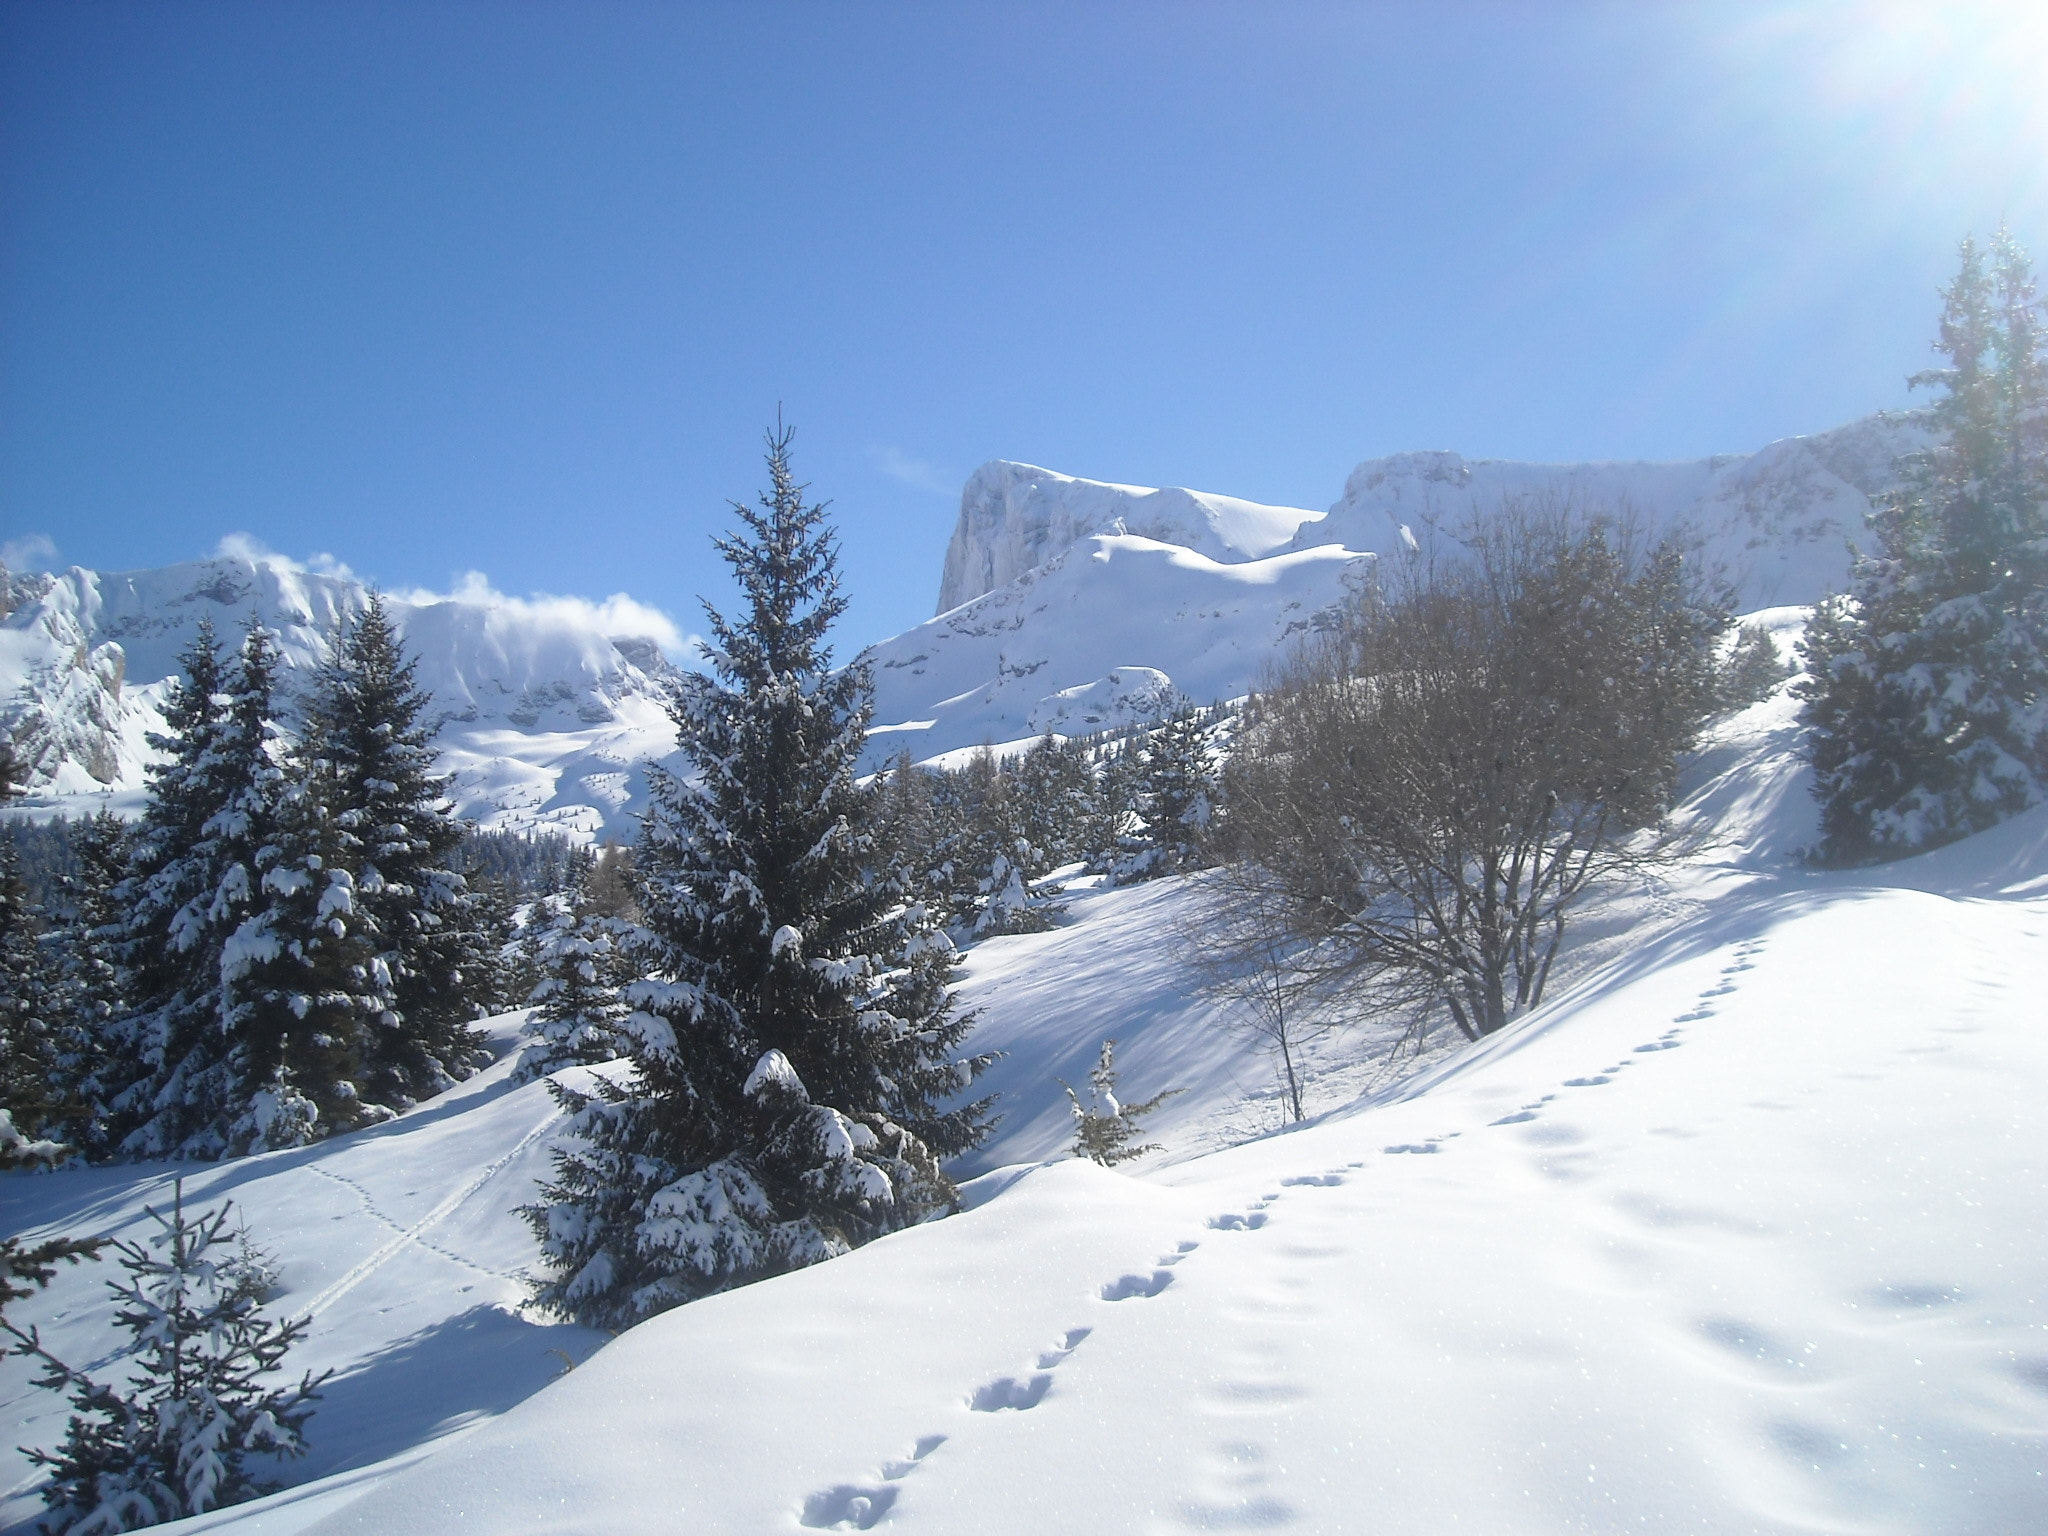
[3,412,1919,832]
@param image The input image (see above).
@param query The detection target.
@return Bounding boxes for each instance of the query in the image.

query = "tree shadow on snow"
[291,1303,607,1482]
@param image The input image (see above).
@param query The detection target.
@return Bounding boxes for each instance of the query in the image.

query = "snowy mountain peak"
[936,462,1327,614]
[0,547,687,840]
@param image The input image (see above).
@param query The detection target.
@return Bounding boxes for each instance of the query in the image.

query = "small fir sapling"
[2,1180,328,1534]
[1061,1038,1181,1166]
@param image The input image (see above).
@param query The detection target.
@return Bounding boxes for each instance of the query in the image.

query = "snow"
[862,535,1371,768]
[5,647,2045,1534]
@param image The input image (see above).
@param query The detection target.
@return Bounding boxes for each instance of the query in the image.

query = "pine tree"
[1060,1039,1180,1166]
[106,624,287,1159]
[1801,230,2048,861]
[514,874,627,1082]
[3,1182,328,1533]
[298,596,486,1108]
[221,760,385,1150]
[1122,704,1218,879]
[0,737,67,1158]
[1718,622,1793,708]
[526,426,994,1329]
[1083,737,1141,872]
[45,811,130,1159]
[93,623,226,1155]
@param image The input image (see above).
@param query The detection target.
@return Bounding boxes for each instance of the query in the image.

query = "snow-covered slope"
[1307,412,1925,610]
[4,676,2044,1536]
[936,462,1325,614]
[863,534,1371,768]
[0,551,684,841]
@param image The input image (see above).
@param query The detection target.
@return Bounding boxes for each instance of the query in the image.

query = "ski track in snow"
[298,1105,560,1319]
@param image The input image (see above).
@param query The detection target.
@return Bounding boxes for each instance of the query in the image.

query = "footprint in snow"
[1158,1241,1201,1266]
[799,1484,898,1530]
[1383,1143,1440,1154]
[1037,1328,1092,1368]
[1279,1173,1344,1188]
[1207,1211,1268,1231]
[878,1435,947,1480]
[1101,1270,1175,1302]
[970,1374,1053,1412]
[1561,1076,1611,1087]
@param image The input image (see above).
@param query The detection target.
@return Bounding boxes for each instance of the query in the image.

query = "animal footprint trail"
[798,1310,1106,1526]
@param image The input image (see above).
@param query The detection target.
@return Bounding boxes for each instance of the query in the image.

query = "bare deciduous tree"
[1221,506,1726,1041]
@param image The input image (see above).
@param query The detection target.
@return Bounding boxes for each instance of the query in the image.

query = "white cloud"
[204,535,697,663]
[870,446,957,498]
[213,531,281,564]
[400,570,698,660]
[1,533,58,571]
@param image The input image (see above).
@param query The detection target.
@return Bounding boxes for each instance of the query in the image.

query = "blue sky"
[3,1,2044,650]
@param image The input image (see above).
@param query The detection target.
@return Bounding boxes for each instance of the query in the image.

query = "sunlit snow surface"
[4,685,2045,1535]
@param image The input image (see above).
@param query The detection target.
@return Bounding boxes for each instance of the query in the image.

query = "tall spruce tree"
[107,624,287,1159]
[95,622,225,1155]
[45,811,130,1159]
[298,596,486,1108]
[0,738,66,1160]
[1801,230,2048,860]
[221,757,386,1150]
[527,426,993,1329]
[1125,704,1218,878]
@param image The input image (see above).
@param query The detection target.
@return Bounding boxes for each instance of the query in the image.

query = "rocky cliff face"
[935,462,1325,614]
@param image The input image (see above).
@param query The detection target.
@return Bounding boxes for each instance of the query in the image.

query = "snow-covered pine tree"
[1010,731,1095,871]
[1122,704,1218,879]
[1718,621,1792,708]
[92,624,225,1156]
[514,872,627,1082]
[1060,1038,1180,1166]
[298,595,486,1109]
[1082,736,1140,873]
[44,811,130,1159]
[1801,230,2048,861]
[0,737,67,1160]
[107,624,287,1160]
[0,741,73,1163]
[3,1181,328,1533]
[220,757,388,1152]
[527,425,994,1329]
